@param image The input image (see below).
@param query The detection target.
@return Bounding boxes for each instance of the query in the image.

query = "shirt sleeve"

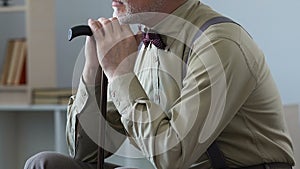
[108,32,258,168]
[66,76,91,159]
[66,76,126,162]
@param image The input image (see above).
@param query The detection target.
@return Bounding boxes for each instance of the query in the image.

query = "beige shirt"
[66,0,295,168]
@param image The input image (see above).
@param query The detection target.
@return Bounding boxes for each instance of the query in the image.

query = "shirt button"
[155,94,160,101]
[115,99,120,106]
[77,133,82,139]
[153,55,158,62]
[111,91,116,97]
[81,89,87,96]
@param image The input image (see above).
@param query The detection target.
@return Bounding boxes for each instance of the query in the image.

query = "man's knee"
[24,151,65,169]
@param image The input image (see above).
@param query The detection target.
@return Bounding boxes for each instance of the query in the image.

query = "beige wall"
[284,104,300,169]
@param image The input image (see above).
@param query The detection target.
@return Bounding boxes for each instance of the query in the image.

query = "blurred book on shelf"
[32,88,75,105]
[0,38,27,86]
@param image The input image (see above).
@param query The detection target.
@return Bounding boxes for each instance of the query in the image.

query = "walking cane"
[68,25,107,169]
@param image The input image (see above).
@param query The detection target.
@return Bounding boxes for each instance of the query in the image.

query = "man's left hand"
[88,17,142,81]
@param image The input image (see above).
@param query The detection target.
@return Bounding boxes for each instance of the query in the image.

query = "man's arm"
[108,37,257,168]
[66,76,126,162]
[65,19,130,163]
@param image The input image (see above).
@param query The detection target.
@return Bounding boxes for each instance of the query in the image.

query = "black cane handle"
[68,25,93,41]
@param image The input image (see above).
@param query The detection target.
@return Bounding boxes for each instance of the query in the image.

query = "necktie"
[142,32,166,50]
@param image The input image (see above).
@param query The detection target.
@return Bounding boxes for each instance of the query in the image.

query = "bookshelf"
[0,1,59,168]
[0,0,56,105]
[0,5,26,12]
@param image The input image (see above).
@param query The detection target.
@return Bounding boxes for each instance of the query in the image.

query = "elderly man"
[24,0,295,169]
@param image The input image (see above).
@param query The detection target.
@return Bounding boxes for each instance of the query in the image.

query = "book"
[19,52,27,85]
[0,39,15,85]
[32,96,70,105]
[31,88,75,105]
[0,38,27,86]
[13,39,27,85]
[6,39,22,85]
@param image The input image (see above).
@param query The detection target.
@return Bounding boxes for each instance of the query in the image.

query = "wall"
[284,104,300,169]
[0,111,55,169]
[55,0,112,88]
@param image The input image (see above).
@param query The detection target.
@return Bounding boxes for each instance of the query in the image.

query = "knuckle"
[98,17,111,25]
[90,21,101,30]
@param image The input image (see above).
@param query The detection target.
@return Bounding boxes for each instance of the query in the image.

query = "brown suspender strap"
[192,16,236,42]
[184,16,237,79]
[207,141,228,169]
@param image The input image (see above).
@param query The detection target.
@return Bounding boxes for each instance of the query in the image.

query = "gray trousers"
[24,151,123,169]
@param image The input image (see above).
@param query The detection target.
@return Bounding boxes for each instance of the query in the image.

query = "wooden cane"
[97,71,108,169]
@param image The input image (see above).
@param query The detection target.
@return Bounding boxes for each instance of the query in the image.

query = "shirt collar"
[146,0,202,50]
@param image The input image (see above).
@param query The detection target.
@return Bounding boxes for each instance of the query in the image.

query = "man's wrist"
[82,65,101,85]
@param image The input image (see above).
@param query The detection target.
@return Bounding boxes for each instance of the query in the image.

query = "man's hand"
[88,17,141,81]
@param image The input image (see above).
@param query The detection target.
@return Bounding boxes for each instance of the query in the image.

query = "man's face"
[112,0,166,24]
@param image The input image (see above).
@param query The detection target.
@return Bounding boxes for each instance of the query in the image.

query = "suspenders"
[207,142,228,169]
[184,16,238,81]
[192,16,237,43]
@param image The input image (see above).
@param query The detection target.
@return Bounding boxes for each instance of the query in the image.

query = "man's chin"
[117,14,139,24]
[113,11,125,18]
[112,12,131,24]
[118,13,154,25]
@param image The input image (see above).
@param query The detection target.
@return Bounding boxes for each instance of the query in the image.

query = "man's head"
[112,0,187,25]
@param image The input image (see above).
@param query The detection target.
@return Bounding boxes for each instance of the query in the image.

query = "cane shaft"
[97,70,108,169]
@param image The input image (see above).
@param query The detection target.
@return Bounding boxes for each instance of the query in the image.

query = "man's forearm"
[82,64,102,86]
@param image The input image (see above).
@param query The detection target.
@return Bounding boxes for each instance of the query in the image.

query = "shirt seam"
[215,35,259,88]
[237,28,259,86]
[241,111,268,162]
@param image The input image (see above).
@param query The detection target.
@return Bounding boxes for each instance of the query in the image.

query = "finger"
[98,17,111,25]
[88,18,103,39]
[98,17,113,36]
[85,35,96,48]
[110,17,122,33]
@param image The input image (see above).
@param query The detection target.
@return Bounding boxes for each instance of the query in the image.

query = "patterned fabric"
[142,32,166,50]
